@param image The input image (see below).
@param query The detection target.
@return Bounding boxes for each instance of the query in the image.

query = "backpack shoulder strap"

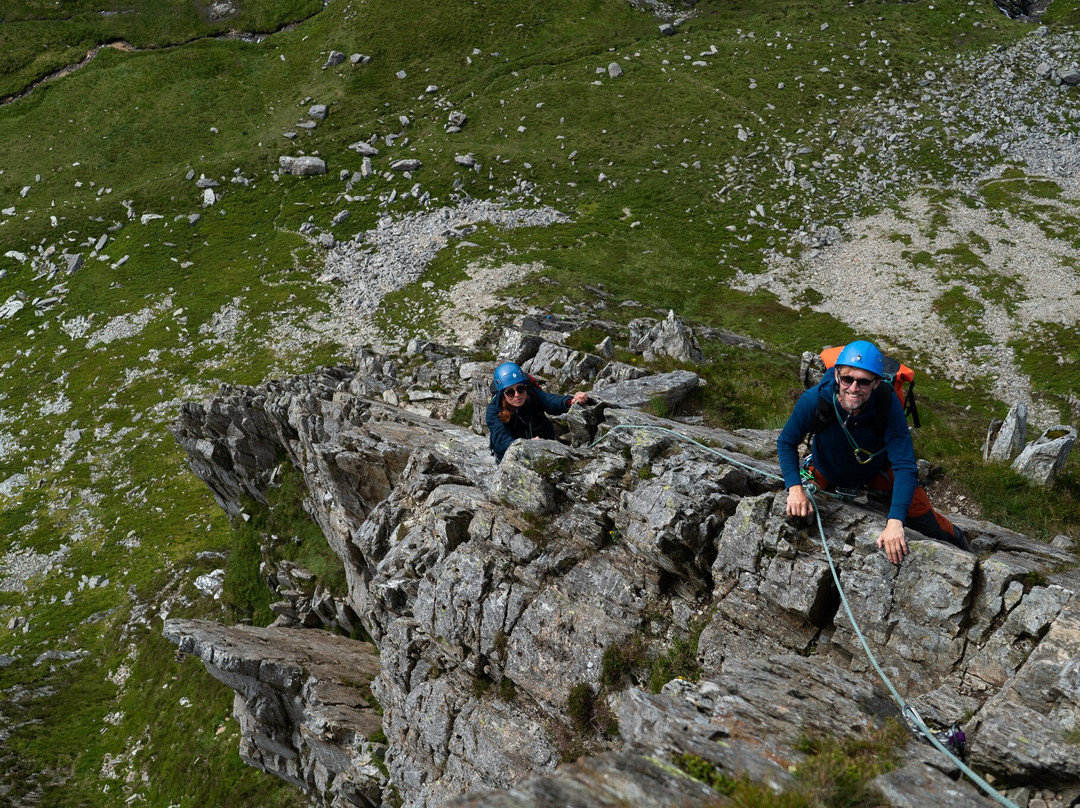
[871,382,893,434]
[804,385,835,451]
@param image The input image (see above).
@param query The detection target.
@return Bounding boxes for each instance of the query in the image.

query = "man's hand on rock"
[877,518,908,565]
[785,485,814,518]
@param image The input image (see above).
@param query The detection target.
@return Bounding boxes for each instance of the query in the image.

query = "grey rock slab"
[969,699,1080,781]
[620,655,897,791]
[984,402,1027,462]
[445,752,725,807]
[700,587,822,672]
[590,369,701,410]
[970,592,1080,771]
[873,758,1000,807]
[618,465,738,586]
[164,619,385,806]
[279,156,328,176]
[1012,425,1076,486]
[492,439,576,515]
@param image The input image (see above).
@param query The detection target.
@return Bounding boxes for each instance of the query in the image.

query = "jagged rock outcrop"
[985,402,1028,462]
[162,621,384,806]
[628,311,704,364]
[983,403,1077,486]
[995,0,1051,21]
[167,358,1080,808]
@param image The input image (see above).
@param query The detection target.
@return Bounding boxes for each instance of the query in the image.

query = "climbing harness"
[832,394,887,465]
[800,455,858,502]
[588,422,1019,808]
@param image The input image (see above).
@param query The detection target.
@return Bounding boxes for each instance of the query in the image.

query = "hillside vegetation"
[0,0,1078,804]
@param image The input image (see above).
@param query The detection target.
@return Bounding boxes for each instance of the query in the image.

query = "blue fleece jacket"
[486,383,573,463]
[777,376,918,523]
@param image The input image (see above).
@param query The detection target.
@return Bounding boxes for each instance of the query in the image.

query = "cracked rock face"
[168,363,1080,808]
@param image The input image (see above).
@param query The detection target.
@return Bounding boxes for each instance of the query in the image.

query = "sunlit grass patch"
[1010,324,1080,406]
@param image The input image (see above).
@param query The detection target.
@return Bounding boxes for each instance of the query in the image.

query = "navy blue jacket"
[486,383,573,463]
[777,375,918,523]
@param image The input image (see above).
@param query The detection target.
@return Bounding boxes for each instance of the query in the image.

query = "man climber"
[777,340,970,565]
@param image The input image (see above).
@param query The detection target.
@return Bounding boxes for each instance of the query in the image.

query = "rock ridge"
[167,327,1080,808]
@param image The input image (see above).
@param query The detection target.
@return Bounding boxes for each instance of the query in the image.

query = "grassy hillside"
[0,0,1078,804]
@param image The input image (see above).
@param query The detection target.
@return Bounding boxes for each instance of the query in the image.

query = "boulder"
[628,311,704,363]
[1011,425,1076,486]
[350,141,379,156]
[279,156,328,176]
[984,402,1027,462]
[522,342,604,386]
[495,328,544,365]
[590,369,701,410]
[800,348,828,388]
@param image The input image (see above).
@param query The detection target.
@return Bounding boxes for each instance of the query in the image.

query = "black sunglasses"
[837,373,875,389]
[504,384,528,396]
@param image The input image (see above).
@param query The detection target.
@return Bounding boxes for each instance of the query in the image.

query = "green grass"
[0,0,1075,803]
[649,619,707,694]
[931,286,990,348]
[674,719,910,808]
[223,511,277,626]
[1011,324,1080,404]
[0,0,324,100]
[267,466,347,594]
[221,464,347,625]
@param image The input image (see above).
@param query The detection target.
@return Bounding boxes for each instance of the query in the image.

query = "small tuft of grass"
[472,675,493,698]
[648,620,707,694]
[566,682,595,732]
[600,635,647,690]
[676,720,909,808]
[449,402,474,427]
[672,753,739,796]
[498,677,517,702]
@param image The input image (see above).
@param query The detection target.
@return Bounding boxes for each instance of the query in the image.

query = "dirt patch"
[437,260,546,348]
[925,476,984,522]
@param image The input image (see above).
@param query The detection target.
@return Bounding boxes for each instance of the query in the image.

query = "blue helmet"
[493,362,527,392]
[835,340,885,378]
